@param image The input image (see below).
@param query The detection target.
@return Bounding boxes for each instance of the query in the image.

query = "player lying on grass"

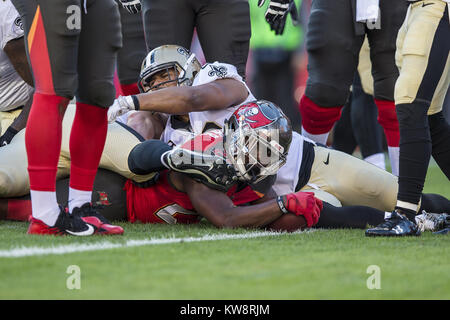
[2,101,448,233]
[1,101,324,229]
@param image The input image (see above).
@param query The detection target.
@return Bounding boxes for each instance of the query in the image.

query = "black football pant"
[141,0,251,78]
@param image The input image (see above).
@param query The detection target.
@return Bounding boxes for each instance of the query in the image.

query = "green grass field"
[0,163,448,300]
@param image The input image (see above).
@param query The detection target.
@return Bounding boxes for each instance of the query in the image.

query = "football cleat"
[163,147,238,192]
[365,210,421,237]
[415,211,449,233]
[72,203,124,235]
[28,206,94,236]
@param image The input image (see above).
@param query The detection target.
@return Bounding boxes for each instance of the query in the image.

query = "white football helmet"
[138,45,202,92]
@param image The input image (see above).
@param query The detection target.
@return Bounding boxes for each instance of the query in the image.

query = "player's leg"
[0,168,129,223]
[141,0,195,52]
[304,146,398,212]
[428,111,450,178]
[69,0,123,234]
[56,169,128,222]
[117,4,146,95]
[394,1,449,216]
[299,0,364,145]
[366,0,409,176]
[331,97,358,155]
[366,1,449,237]
[10,0,95,235]
[194,0,251,79]
[350,74,386,170]
[0,129,29,198]
[316,202,385,229]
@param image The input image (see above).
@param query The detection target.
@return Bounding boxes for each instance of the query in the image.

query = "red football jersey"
[124,171,262,224]
[124,130,265,224]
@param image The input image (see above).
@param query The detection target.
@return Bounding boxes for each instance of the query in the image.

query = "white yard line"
[0,230,311,258]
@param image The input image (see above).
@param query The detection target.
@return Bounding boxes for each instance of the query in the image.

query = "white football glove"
[119,0,142,14]
[108,95,138,123]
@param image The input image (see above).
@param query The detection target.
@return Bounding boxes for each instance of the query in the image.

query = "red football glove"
[279,192,323,227]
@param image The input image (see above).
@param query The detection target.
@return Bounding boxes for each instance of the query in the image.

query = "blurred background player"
[298,0,409,176]
[332,38,387,171]
[0,0,34,147]
[119,0,251,79]
[115,1,147,96]
[11,0,123,235]
[366,0,450,236]
[247,0,304,131]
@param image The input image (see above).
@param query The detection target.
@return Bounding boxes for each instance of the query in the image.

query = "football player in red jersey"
[1,100,449,232]
[10,0,124,235]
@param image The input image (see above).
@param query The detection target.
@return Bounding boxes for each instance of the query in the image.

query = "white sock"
[388,146,399,176]
[68,187,92,213]
[396,200,418,213]
[30,190,60,226]
[301,126,329,145]
[364,153,386,170]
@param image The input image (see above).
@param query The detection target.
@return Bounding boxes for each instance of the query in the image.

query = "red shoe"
[72,203,124,235]
[28,206,95,236]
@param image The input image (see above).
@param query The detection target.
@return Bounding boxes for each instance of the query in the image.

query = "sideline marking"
[0,230,312,258]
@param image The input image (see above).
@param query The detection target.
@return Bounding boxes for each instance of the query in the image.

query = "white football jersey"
[0,0,33,112]
[161,62,256,146]
[272,132,314,196]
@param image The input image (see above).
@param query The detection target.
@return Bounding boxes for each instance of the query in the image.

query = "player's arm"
[136,78,248,114]
[3,37,33,87]
[0,37,34,146]
[182,174,322,228]
[0,93,32,146]
[184,175,283,228]
[108,78,248,121]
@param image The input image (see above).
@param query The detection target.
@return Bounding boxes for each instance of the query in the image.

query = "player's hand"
[280,191,322,227]
[258,0,299,35]
[164,146,239,192]
[108,95,138,123]
[119,0,141,14]
[0,127,18,147]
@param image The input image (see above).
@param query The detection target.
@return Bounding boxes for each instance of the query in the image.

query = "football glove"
[0,127,18,147]
[277,191,322,227]
[119,0,142,14]
[258,0,299,35]
[163,146,238,192]
[107,95,139,123]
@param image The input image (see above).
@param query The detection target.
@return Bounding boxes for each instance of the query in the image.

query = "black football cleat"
[163,147,238,191]
[365,210,421,237]
[28,206,94,236]
[72,203,124,235]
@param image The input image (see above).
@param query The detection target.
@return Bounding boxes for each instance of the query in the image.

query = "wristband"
[0,126,19,145]
[276,195,289,214]
[131,95,140,110]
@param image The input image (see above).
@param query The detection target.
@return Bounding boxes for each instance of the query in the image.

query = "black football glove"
[0,127,18,147]
[119,0,141,14]
[258,0,299,35]
[163,147,238,192]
